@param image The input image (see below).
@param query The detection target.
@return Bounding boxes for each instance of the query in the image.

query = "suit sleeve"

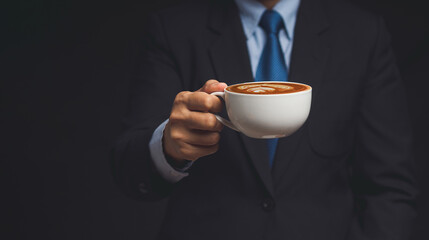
[111,13,184,201]
[347,17,419,240]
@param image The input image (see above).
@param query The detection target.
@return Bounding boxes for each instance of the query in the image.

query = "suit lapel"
[273,0,331,184]
[207,1,253,86]
[207,0,274,196]
[288,0,330,88]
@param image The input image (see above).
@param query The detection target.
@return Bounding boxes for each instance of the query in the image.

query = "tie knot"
[259,10,284,35]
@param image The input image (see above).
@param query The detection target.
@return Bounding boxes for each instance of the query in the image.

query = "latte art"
[237,84,293,93]
[227,82,310,95]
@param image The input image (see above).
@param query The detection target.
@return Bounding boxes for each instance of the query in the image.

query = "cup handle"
[210,92,240,132]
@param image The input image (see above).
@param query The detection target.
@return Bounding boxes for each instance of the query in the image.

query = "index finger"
[186,92,223,113]
[198,79,227,94]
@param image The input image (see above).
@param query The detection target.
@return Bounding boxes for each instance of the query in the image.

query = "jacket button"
[138,183,148,194]
[261,198,275,211]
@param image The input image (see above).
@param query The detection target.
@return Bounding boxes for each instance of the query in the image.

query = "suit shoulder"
[323,0,378,17]
[322,0,383,36]
[323,0,380,23]
[152,1,211,32]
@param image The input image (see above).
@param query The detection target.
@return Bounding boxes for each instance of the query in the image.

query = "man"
[112,0,418,239]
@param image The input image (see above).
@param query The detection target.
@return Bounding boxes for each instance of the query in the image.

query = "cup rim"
[224,81,312,96]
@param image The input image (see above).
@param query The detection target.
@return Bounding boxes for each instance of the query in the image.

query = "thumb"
[198,79,227,94]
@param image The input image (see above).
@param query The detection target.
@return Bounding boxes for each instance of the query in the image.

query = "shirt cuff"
[149,119,191,183]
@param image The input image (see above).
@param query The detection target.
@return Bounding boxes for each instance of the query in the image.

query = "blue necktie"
[255,10,288,168]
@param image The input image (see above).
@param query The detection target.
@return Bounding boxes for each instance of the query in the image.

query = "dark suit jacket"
[112,0,418,239]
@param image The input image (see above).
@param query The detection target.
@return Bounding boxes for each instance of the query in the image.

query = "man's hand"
[163,80,227,165]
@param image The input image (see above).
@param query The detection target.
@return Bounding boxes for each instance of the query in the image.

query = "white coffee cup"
[211,81,312,139]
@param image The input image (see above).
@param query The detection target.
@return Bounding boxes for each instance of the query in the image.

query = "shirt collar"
[234,0,301,40]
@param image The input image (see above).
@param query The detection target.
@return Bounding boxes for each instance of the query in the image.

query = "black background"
[1,0,428,239]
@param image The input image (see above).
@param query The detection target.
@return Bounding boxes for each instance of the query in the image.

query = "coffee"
[227,82,310,95]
